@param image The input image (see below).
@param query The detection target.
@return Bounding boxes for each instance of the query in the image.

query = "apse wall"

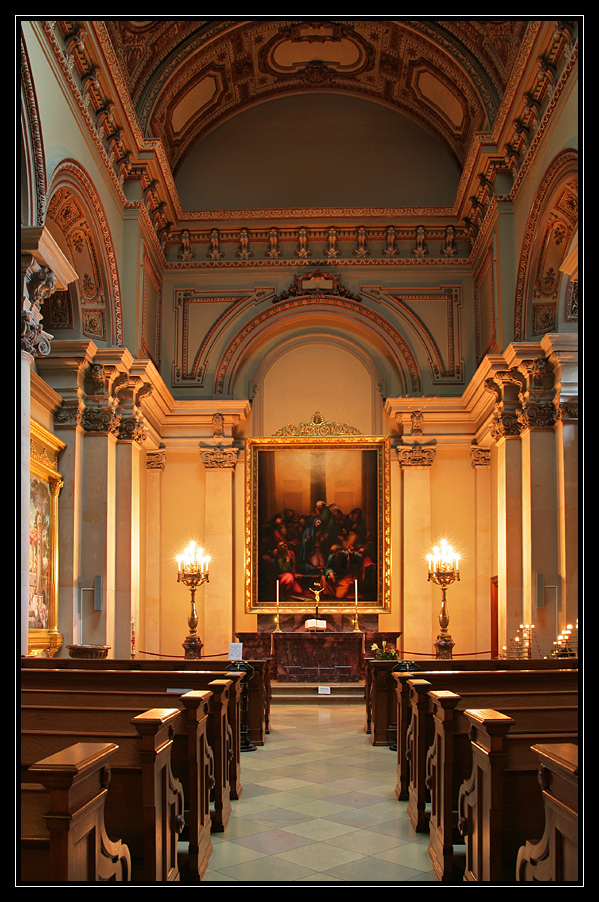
[174,93,462,211]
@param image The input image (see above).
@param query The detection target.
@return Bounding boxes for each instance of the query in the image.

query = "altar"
[237,615,401,683]
[272,630,364,683]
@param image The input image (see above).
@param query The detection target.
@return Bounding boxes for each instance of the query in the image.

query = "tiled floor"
[202,703,439,885]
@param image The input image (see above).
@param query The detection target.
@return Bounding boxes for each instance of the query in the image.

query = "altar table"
[271,631,364,683]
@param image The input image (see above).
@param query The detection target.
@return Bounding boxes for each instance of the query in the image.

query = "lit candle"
[355,579,358,606]
[276,579,280,605]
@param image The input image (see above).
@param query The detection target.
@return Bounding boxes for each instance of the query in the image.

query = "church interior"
[20,19,579,884]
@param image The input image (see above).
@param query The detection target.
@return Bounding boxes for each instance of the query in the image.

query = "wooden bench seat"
[364,657,578,745]
[420,684,578,881]
[21,741,131,883]
[21,656,271,747]
[20,667,243,804]
[457,710,579,883]
[21,707,184,882]
[516,742,579,882]
[21,688,215,879]
[393,668,578,803]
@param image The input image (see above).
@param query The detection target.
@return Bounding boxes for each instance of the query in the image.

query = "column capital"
[199,443,240,469]
[471,444,491,468]
[396,441,436,467]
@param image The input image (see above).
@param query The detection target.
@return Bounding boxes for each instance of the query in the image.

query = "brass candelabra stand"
[176,541,210,659]
[427,540,460,659]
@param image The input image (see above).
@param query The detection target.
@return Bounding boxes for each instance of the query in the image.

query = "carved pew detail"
[424,688,578,882]
[21,689,215,880]
[393,668,578,804]
[21,707,185,882]
[457,709,578,883]
[21,741,131,883]
[20,667,242,803]
[516,743,579,882]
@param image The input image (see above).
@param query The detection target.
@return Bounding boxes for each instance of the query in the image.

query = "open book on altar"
[305,619,326,631]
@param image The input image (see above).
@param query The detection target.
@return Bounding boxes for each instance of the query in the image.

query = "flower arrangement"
[370,641,399,660]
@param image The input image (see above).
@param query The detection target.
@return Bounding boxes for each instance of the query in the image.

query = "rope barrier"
[138,646,497,659]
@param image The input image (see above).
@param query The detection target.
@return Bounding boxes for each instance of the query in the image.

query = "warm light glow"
[177,540,210,575]
[427,539,460,573]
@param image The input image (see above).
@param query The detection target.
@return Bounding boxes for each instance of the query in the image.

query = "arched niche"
[514,148,578,341]
[44,160,123,347]
[250,335,385,437]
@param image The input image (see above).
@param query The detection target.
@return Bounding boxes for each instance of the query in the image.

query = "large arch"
[208,292,422,400]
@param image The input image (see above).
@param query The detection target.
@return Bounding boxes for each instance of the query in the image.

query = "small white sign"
[318,685,331,695]
[229,642,243,661]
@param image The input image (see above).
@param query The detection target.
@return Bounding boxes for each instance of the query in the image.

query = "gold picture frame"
[245,414,390,614]
[28,420,65,657]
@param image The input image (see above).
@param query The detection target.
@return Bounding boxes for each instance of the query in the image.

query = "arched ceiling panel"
[104,19,531,178]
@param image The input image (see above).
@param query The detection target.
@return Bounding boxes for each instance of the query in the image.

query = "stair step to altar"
[270,681,364,704]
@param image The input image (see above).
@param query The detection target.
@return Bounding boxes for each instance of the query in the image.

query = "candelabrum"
[427,540,460,659]
[176,541,210,659]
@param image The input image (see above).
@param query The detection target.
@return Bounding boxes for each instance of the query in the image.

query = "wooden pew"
[365,657,578,747]
[20,666,243,806]
[393,667,578,804]
[457,709,578,883]
[21,707,184,882]
[516,743,579,882]
[21,689,214,880]
[21,655,271,747]
[422,684,578,881]
[21,741,131,883]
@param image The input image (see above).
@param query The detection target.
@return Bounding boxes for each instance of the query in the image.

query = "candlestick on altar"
[131,618,136,659]
[427,539,460,659]
[353,578,361,631]
[274,579,281,632]
[176,540,210,659]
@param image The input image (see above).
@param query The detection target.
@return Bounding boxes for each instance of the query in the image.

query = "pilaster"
[396,440,436,657]
[199,429,240,657]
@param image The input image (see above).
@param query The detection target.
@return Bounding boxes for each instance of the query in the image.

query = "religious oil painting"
[246,422,390,614]
[28,420,65,656]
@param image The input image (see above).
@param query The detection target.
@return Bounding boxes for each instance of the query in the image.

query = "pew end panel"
[516,742,579,883]
[20,741,131,883]
[457,708,577,883]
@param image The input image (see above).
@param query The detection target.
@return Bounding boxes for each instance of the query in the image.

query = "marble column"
[79,372,121,649]
[487,369,525,651]
[542,334,578,630]
[36,343,95,650]
[517,357,559,653]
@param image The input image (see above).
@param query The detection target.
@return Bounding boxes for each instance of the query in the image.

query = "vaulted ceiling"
[103,19,530,178]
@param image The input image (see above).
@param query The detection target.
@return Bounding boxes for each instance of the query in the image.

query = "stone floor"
[199,703,439,885]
